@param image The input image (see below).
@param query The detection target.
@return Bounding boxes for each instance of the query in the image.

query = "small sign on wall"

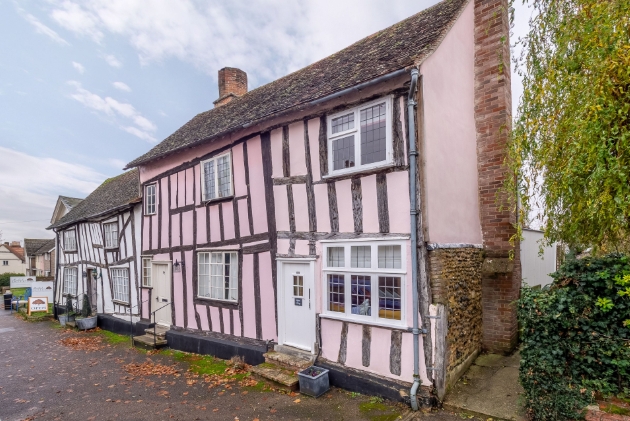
[294,298,303,306]
[10,276,36,288]
[28,297,49,315]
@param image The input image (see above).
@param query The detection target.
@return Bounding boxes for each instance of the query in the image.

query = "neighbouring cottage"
[24,239,55,277]
[47,170,147,332]
[119,0,516,406]
[0,241,26,275]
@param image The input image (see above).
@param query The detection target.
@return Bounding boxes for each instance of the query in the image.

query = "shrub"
[518,254,630,420]
[0,272,26,288]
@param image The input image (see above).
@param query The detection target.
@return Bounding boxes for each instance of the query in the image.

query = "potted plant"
[298,366,330,398]
[58,294,76,326]
[75,294,97,330]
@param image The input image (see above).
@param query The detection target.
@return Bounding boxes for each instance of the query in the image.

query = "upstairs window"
[103,222,119,249]
[63,230,76,251]
[327,96,393,176]
[63,267,78,296]
[322,241,406,326]
[198,251,238,302]
[201,152,233,202]
[145,184,156,215]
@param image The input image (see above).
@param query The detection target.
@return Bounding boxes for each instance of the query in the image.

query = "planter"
[298,366,330,398]
[75,316,98,330]
[58,314,75,326]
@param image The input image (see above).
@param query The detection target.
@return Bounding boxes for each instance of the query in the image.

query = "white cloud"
[107,158,127,169]
[0,147,105,240]
[112,81,131,92]
[18,9,69,46]
[45,0,442,86]
[67,80,157,142]
[72,61,85,74]
[104,54,122,68]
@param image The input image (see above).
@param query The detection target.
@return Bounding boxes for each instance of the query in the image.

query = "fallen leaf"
[294,398,301,403]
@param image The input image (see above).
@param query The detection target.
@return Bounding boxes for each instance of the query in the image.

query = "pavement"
[443,352,525,421]
[0,309,481,421]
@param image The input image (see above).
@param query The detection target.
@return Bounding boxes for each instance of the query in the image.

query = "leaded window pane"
[351,246,371,268]
[378,245,401,269]
[204,160,216,200]
[331,112,354,134]
[360,102,387,165]
[378,276,401,320]
[328,274,345,313]
[351,275,371,316]
[217,155,232,198]
[327,247,344,267]
[332,135,355,170]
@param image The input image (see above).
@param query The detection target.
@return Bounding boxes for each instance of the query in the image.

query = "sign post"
[27,297,49,316]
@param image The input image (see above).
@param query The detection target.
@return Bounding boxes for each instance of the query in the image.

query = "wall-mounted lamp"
[173,259,184,273]
[92,270,103,280]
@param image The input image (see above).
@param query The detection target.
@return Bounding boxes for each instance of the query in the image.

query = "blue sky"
[0,0,531,242]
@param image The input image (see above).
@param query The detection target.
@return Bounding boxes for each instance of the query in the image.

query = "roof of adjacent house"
[59,196,84,210]
[33,239,56,254]
[125,0,468,169]
[24,239,54,256]
[48,168,141,230]
[1,243,25,262]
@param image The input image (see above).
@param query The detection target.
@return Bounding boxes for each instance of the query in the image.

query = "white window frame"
[63,267,78,296]
[200,151,234,202]
[142,257,152,287]
[2,261,8,266]
[145,183,157,215]
[321,239,407,328]
[63,229,77,251]
[103,222,119,249]
[197,250,239,302]
[326,96,394,177]
[111,268,130,304]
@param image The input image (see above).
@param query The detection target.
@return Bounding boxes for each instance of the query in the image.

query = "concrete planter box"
[75,316,98,330]
[59,314,75,326]
[298,366,330,398]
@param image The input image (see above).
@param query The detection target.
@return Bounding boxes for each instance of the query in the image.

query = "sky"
[0,0,533,243]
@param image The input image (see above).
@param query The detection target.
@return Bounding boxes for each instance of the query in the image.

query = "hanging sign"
[28,297,49,315]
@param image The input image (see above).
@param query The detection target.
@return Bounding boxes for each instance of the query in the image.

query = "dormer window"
[327,96,393,176]
[201,152,233,202]
[63,230,77,251]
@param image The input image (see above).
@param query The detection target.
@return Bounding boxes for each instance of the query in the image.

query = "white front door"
[280,261,315,352]
[152,262,172,327]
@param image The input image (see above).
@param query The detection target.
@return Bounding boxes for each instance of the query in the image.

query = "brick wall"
[473,0,521,353]
[429,247,484,371]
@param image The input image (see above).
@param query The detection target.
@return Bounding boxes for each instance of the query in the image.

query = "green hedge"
[518,254,630,420]
[0,272,26,288]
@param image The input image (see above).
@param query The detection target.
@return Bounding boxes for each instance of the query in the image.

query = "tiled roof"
[60,196,83,210]
[48,169,140,230]
[24,239,53,256]
[34,239,55,254]
[125,0,468,169]
[3,244,25,261]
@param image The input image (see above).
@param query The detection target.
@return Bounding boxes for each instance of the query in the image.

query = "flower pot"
[59,314,75,326]
[75,315,98,330]
[298,366,330,398]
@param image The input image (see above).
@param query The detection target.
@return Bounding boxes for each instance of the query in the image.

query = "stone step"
[133,334,168,350]
[66,321,76,328]
[145,326,169,338]
[251,363,299,391]
[264,351,312,371]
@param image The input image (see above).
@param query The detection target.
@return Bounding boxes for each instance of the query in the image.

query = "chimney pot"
[214,67,247,107]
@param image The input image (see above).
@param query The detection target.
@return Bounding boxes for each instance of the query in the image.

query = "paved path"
[0,310,478,421]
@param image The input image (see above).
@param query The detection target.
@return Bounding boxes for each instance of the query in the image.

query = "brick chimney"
[11,241,20,247]
[474,0,521,354]
[214,67,248,107]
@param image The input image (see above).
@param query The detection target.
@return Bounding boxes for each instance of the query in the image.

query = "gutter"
[126,68,409,169]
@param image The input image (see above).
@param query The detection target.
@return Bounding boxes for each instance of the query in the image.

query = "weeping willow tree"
[508,0,630,252]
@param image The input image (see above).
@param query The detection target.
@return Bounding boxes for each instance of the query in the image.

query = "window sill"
[104,247,119,251]
[201,195,234,205]
[142,285,153,289]
[322,161,396,180]
[194,296,239,308]
[144,212,156,216]
[319,313,408,331]
[112,300,130,306]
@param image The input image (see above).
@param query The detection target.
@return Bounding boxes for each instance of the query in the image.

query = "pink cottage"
[125,0,518,407]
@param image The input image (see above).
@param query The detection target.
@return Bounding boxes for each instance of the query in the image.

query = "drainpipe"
[407,68,422,411]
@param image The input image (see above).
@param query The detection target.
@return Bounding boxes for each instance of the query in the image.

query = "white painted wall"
[0,245,26,274]
[520,229,556,287]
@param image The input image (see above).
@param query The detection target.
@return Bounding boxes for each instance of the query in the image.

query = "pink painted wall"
[222,308,231,334]
[294,240,309,256]
[237,199,251,237]
[184,250,197,329]
[307,118,321,182]
[270,128,283,178]
[277,239,290,255]
[335,179,354,232]
[273,186,290,232]
[233,309,242,337]
[259,251,277,341]
[160,180,169,247]
[177,171,186,208]
[196,208,207,244]
[313,184,330,233]
[181,211,194,246]
[173,251,185,327]
[321,318,343,360]
[288,122,307,176]
[209,306,221,333]
[171,214,181,246]
[292,184,309,232]
[420,0,481,244]
[232,143,248,197]
[141,289,150,319]
[209,205,221,242]
[360,175,379,233]
[246,136,269,235]
[222,202,235,240]
[241,254,257,339]
[185,168,195,206]
[197,304,210,331]
[386,171,411,234]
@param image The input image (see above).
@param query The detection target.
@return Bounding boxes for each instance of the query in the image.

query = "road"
[0,309,477,421]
